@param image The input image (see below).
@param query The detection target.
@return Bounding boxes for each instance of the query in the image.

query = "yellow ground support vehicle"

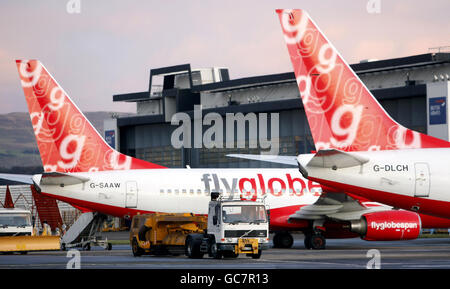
[0,208,60,253]
[130,213,207,256]
[130,193,270,259]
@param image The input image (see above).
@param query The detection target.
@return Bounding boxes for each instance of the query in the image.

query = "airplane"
[12,40,450,249]
[271,9,450,221]
[232,9,450,238]
[229,8,450,246]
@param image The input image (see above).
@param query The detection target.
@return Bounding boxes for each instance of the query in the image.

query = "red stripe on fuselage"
[309,177,450,222]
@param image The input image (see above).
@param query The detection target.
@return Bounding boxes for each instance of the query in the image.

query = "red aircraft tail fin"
[16,60,165,172]
[276,9,450,151]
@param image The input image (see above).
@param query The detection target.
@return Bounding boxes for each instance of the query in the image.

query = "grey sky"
[0,0,449,114]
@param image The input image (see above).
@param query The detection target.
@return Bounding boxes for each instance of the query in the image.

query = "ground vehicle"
[0,208,60,253]
[185,193,270,259]
[0,208,33,237]
[130,193,270,258]
[130,213,207,256]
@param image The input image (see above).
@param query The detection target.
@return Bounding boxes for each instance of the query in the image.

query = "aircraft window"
[190,189,194,195]
[197,189,202,195]
[175,189,179,195]
[167,189,172,194]
[160,189,164,194]
[182,189,187,194]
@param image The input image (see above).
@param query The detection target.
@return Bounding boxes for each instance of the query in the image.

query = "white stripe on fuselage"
[33,169,322,215]
[303,148,450,203]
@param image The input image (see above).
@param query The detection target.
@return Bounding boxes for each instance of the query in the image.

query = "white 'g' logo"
[57,134,86,170]
[330,104,363,148]
[107,151,131,170]
[393,126,421,149]
[281,9,309,45]
[49,87,66,111]
[19,61,43,88]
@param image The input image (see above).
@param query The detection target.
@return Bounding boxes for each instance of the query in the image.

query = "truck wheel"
[273,232,293,248]
[185,237,203,259]
[132,238,144,257]
[251,250,262,259]
[210,243,222,259]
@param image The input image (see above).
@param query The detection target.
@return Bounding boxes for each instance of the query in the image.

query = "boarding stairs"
[60,212,112,251]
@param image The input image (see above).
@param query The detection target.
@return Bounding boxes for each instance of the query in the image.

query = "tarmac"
[1,232,450,269]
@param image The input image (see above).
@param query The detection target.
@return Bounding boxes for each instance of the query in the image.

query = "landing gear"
[304,232,326,250]
[273,232,294,248]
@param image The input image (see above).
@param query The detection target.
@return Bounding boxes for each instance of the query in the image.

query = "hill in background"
[0,111,129,173]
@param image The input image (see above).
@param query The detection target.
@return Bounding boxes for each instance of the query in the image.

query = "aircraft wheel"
[304,234,312,249]
[310,234,326,250]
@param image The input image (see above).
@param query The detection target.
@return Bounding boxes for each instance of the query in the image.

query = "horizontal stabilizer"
[307,149,369,169]
[0,173,33,185]
[226,154,298,166]
[40,172,90,186]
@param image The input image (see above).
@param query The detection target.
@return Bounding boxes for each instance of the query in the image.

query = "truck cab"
[0,208,33,237]
[186,193,270,259]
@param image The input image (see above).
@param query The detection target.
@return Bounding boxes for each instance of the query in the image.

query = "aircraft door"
[414,163,430,197]
[126,181,138,208]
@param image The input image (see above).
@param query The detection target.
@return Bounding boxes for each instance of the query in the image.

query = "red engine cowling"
[351,210,421,241]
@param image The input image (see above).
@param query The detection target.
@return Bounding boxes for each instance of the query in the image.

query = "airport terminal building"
[107,52,450,169]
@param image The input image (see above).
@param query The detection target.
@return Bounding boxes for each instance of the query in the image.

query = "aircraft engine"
[350,210,421,241]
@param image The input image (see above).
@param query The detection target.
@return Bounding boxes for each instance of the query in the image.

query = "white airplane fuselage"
[33,168,321,223]
[299,148,450,219]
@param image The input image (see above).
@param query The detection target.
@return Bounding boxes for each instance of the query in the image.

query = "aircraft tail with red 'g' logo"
[16,60,166,172]
[276,9,450,151]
